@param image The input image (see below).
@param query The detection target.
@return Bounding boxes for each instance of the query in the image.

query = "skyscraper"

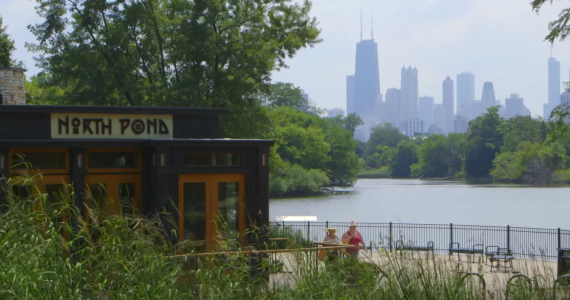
[456,72,475,118]
[481,82,496,113]
[504,94,531,119]
[346,75,355,115]
[433,104,445,133]
[384,88,401,127]
[327,108,345,118]
[545,57,561,119]
[454,115,468,134]
[419,96,434,130]
[353,40,380,124]
[401,66,418,127]
[442,76,454,134]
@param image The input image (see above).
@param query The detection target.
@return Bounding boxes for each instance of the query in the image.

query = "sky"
[2,0,570,117]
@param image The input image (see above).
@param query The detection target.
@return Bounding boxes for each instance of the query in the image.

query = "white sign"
[50,113,173,139]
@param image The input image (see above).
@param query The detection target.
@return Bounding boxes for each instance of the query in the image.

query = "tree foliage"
[464,106,504,178]
[366,123,408,156]
[390,141,418,178]
[0,14,24,68]
[27,0,321,137]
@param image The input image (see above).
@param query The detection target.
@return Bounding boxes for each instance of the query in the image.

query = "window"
[12,152,66,170]
[87,183,108,210]
[184,153,240,166]
[217,182,239,239]
[183,182,207,241]
[88,152,137,169]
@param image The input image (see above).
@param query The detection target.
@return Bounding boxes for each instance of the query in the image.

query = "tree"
[491,141,568,184]
[416,135,448,177]
[332,113,364,136]
[0,14,24,68]
[498,116,544,152]
[366,123,408,156]
[464,106,504,178]
[390,141,418,178]
[262,82,308,109]
[27,0,321,137]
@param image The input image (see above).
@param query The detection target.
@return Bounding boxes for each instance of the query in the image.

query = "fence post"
[326,221,329,229]
[507,225,510,250]
[389,222,393,252]
[282,221,285,237]
[450,223,453,255]
[559,228,562,250]
[307,221,310,244]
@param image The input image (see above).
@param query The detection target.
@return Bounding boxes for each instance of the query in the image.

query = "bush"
[269,163,329,197]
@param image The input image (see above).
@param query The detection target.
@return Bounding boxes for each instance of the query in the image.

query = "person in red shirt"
[341,221,365,258]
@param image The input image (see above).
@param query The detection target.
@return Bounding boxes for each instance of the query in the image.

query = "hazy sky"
[3,0,570,117]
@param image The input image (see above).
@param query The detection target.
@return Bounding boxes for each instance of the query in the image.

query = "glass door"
[178,174,245,252]
[85,174,142,216]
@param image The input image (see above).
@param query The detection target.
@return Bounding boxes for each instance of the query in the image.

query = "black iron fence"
[270,221,570,260]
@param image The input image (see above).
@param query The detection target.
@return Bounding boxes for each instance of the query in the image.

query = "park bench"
[484,246,511,264]
[449,242,484,262]
[395,240,435,260]
[488,248,515,272]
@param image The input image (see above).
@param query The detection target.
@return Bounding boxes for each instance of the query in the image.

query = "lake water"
[269,179,570,229]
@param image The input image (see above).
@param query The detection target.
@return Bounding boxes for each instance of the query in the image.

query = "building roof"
[0,105,228,116]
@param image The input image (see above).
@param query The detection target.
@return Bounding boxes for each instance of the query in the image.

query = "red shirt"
[342,230,362,252]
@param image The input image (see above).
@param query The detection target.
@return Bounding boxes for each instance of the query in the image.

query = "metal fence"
[270,221,570,260]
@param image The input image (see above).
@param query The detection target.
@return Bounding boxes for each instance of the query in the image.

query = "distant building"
[327,108,345,118]
[427,124,444,135]
[457,72,475,118]
[504,94,531,119]
[405,118,424,137]
[443,76,454,134]
[346,75,355,115]
[454,115,468,134]
[354,126,369,142]
[354,39,381,129]
[433,104,445,134]
[299,90,310,112]
[481,82,496,113]
[419,96,434,130]
[545,57,561,119]
[469,100,482,120]
[384,88,401,127]
[401,66,419,122]
[561,91,570,105]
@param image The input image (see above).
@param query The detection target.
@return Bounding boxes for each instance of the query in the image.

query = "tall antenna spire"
[371,5,374,40]
[360,5,363,41]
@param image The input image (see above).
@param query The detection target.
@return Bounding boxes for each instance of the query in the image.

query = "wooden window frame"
[183,152,241,167]
[86,147,142,173]
[9,148,70,175]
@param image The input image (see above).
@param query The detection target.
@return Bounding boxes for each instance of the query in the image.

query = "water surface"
[269,179,570,229]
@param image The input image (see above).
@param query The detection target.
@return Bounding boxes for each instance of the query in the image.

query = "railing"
[271,221,570,260]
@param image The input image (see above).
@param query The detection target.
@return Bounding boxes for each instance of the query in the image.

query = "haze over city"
[4,0,570,120]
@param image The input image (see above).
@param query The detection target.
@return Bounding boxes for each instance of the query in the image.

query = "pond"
[269,179,570,229]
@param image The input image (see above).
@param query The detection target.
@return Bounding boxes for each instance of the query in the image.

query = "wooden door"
[178,174,245,252]
[85,174,142,216]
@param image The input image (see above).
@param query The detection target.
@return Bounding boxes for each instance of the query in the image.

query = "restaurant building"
[0,67,274,251]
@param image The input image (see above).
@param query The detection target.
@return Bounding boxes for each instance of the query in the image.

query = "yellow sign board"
[50,113,173,139]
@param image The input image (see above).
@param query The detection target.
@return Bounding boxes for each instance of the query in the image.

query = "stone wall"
[0,67,26,105]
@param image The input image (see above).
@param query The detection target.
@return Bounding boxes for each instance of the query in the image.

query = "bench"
[484,246,510,264]
[488,248,515,272]
[395,240,435,260]
[449,243,484,262]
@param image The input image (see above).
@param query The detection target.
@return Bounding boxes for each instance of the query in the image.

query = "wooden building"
[0,105,274,251]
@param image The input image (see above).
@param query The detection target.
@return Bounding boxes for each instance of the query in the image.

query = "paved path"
[269,250,562,299]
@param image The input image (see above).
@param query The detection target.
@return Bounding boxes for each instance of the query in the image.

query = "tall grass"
[1,177,569,299]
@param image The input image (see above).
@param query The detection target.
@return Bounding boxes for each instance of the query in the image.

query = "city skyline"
[4,0,570,117]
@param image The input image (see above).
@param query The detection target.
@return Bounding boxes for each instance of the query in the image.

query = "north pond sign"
[50,113,173,139]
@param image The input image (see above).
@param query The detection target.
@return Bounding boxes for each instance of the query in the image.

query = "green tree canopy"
[391,140,418,178]
[0,14,24,68]
[366,123,408,156]
[498,116,545,152]
[27,0,321,137]
[464,106,504,178]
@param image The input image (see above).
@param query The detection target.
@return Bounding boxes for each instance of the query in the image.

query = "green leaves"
[27,0,321,137]
[0,14,24,68]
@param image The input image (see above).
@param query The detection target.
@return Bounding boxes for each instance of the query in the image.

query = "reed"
[0,177,569,299]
